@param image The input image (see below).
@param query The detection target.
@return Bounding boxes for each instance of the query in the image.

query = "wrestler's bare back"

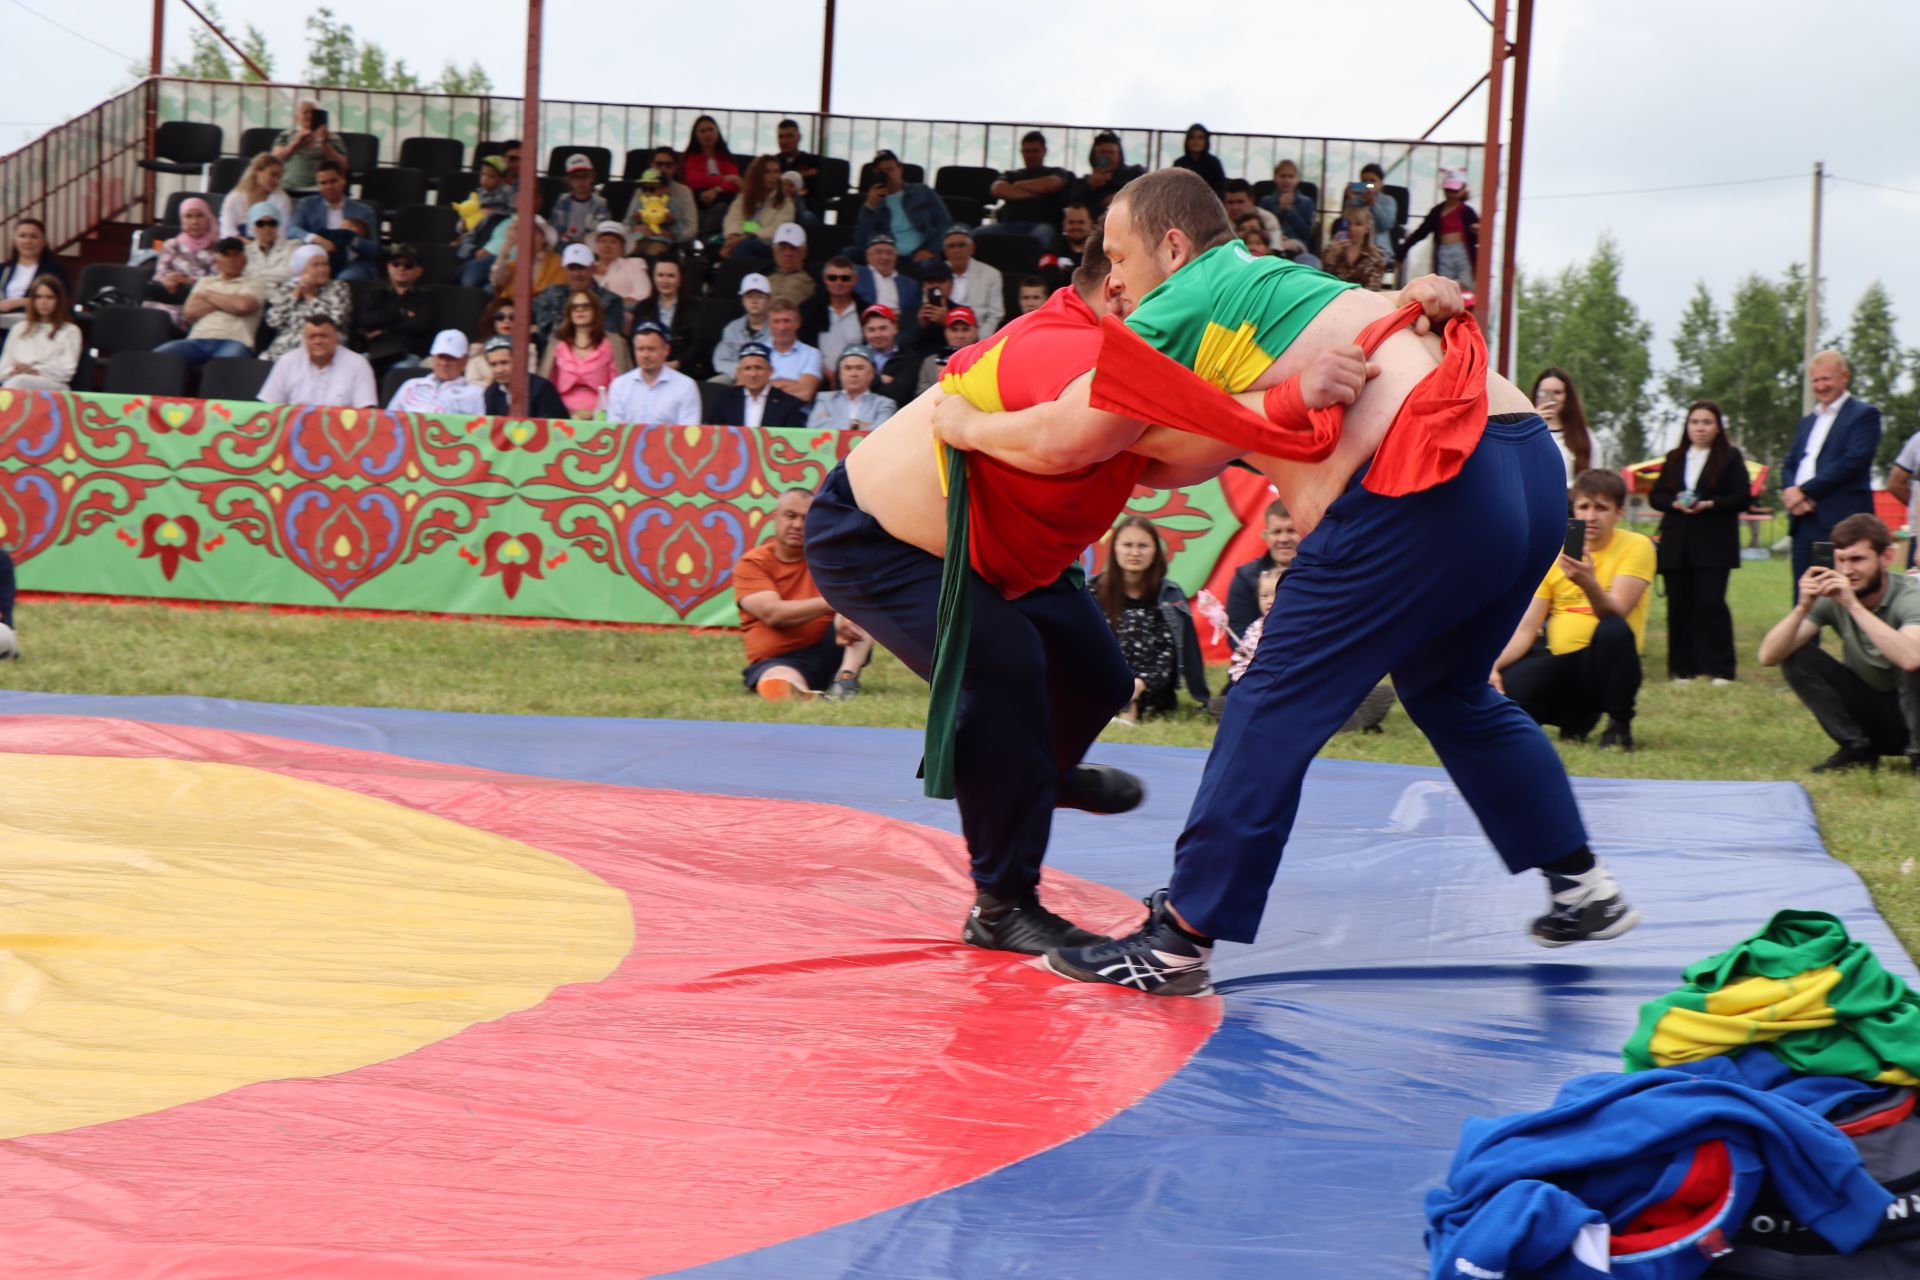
[846,287,1537,557]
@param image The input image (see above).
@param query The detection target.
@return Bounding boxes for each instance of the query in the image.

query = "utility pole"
[1803,160,1824,414]
[1474,0,1509,340]
[508,0,544,417]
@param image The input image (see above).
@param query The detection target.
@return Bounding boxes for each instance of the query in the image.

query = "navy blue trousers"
[1170,415,1591,942]
[0,546,13,629]
[804,464,1135,899]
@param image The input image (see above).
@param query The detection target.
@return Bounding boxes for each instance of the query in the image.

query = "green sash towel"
[923,443,970,798]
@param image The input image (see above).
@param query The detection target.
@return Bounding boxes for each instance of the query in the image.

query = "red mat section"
[0,716,1218,1278]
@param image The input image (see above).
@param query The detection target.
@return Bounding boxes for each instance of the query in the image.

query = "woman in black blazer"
[1649,400,1751,683]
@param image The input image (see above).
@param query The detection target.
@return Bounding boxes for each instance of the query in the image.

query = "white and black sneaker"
[1045,889,1215,997]
[962,892,1110,956]
[1531,863,1640,947]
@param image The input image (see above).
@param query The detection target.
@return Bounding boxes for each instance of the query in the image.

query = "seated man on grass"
[735,488,872,701]
[1758,513,1920,774]
[1493,468,1652,751]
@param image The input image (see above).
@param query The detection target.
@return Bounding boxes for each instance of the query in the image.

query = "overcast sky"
[10,0,1920,434]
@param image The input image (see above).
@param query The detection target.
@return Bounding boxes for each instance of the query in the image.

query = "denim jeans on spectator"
[1437,242,1474,289]
[975,221,1054,248]
[458,257,496,289]
[154,337,253,367]
[0,545,15,629]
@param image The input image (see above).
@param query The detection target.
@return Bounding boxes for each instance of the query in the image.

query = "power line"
[1523,173,1802,202]
[4,0,142,63]
[1829,175,1920,199]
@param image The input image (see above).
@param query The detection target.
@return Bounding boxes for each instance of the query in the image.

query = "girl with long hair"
[219,154,292,239]
[1091,515,1209,722]
[1649,400,1751,683]
[1530,367,1595,482]
[538,289,631,416]
[721,156,799,260]
[0,276,79,389]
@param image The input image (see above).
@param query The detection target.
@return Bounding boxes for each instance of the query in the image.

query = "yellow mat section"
[0,754,634,1139]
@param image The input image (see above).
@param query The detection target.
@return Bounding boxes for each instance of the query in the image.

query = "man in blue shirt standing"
[851,151,949,266]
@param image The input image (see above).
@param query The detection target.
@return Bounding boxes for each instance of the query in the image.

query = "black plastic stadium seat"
[238,126,281,158]
[391,204,460,247]
[622,149,655,181]
[942,196,985,228]
[334,131,381,178]
[88,305,178,356]
[971,235,1041,278]
[208,156,250,196]
[934,165,998,206]
[398,137,466,188]
[72,264,154,313]
[358,167,430,215]
[139,123,222,178]
[198,356,271,402]
[102,350,189,396]
[410,243,460,287]
[427,285,490,344]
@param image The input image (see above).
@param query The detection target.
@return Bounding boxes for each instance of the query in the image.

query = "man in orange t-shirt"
[734,489,872,700]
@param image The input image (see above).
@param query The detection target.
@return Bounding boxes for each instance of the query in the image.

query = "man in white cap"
[551,153,610,246]
[711,273,774,381]
[767,222,816,308]
[608,321,702,426]
[534,242,627,339]
[387,330,489,414]
[259,313,377,408]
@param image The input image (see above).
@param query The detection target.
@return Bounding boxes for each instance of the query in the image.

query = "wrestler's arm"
[929,371,1148,474]
[1378,274,1468,333]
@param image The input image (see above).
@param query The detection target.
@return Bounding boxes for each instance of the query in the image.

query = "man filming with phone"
[1759,514,1920,774]
[851,150,949,266]
[273,100,347,192]
[1493,469,1653,751]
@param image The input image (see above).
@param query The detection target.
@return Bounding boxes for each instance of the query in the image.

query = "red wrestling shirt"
[939,287,1151,597]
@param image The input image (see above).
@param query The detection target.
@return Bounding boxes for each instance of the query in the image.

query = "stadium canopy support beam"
[1496,0,1534,379]
[1474,0,1507,356]
[146,0,164,222]
[508,0,544,417]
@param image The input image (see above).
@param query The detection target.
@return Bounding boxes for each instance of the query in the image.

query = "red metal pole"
[1496,0,1533,379]
[509,0,544,418]
[819,0,837,117]
[1473,0,1507,331]
[145,0,164,223]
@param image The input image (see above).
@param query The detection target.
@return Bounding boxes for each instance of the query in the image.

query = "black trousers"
[1503,615,1644,733]
[1663,565,1736,680]
[803,465,1134,899]
[0,546,14,629]
[1781,646,1920,758]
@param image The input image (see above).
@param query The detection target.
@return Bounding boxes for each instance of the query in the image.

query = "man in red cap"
[857,302,917,404]
[914,305,979,397]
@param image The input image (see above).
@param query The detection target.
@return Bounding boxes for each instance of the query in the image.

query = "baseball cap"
[481,155,508,176]
[838,343,879,369]
[384,242,420,265]
[738,272,772,296]
[738,342,773,362]
[943,224,974,241]
[248,201,281,225]
[865,231,896,247]
[1441,169,1467,192]
[637,168,665,186]
[860,303,897,323]
[561,243,595,267]
[430,329,468,358]
[484,335,514,353]
[771,223,807,248]
[945,306,977,328]
[873,149,900,165]
[632,320,669,339]
[565,153,594,174]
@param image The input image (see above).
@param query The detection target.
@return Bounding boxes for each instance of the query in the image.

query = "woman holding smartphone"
[1649,400,1751,684]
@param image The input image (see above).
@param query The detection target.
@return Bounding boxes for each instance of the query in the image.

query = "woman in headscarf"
[145,197,220,329]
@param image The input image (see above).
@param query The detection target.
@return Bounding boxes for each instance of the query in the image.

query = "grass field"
[6,549,1918,955]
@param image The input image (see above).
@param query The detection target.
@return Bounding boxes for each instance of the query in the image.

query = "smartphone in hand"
[1812,541,1835,571]
[1563,518,1587,560]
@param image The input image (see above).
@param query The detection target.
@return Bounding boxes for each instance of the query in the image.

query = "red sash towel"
[1089,303,1492,497]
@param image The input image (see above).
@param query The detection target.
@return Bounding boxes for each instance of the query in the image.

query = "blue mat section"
[3,690,1910,1279]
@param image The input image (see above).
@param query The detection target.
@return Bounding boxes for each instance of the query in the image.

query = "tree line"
[1516,237,1917,482]
[151,6,491,96]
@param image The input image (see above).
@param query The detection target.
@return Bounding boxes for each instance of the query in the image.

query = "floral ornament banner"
[0,392,1243,626]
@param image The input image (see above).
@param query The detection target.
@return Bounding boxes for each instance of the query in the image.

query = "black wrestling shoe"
[1812,746,1880,774]
[1045,890,1215,997]
[1056,764,1145,815]
[1597,720,1635,752]
[1531,863,1640,948]
[962,892,1110,956]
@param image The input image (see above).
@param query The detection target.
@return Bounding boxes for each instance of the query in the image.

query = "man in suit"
[712,342,808,427]
[854,234,922,348]
[1782,350,1883,599]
